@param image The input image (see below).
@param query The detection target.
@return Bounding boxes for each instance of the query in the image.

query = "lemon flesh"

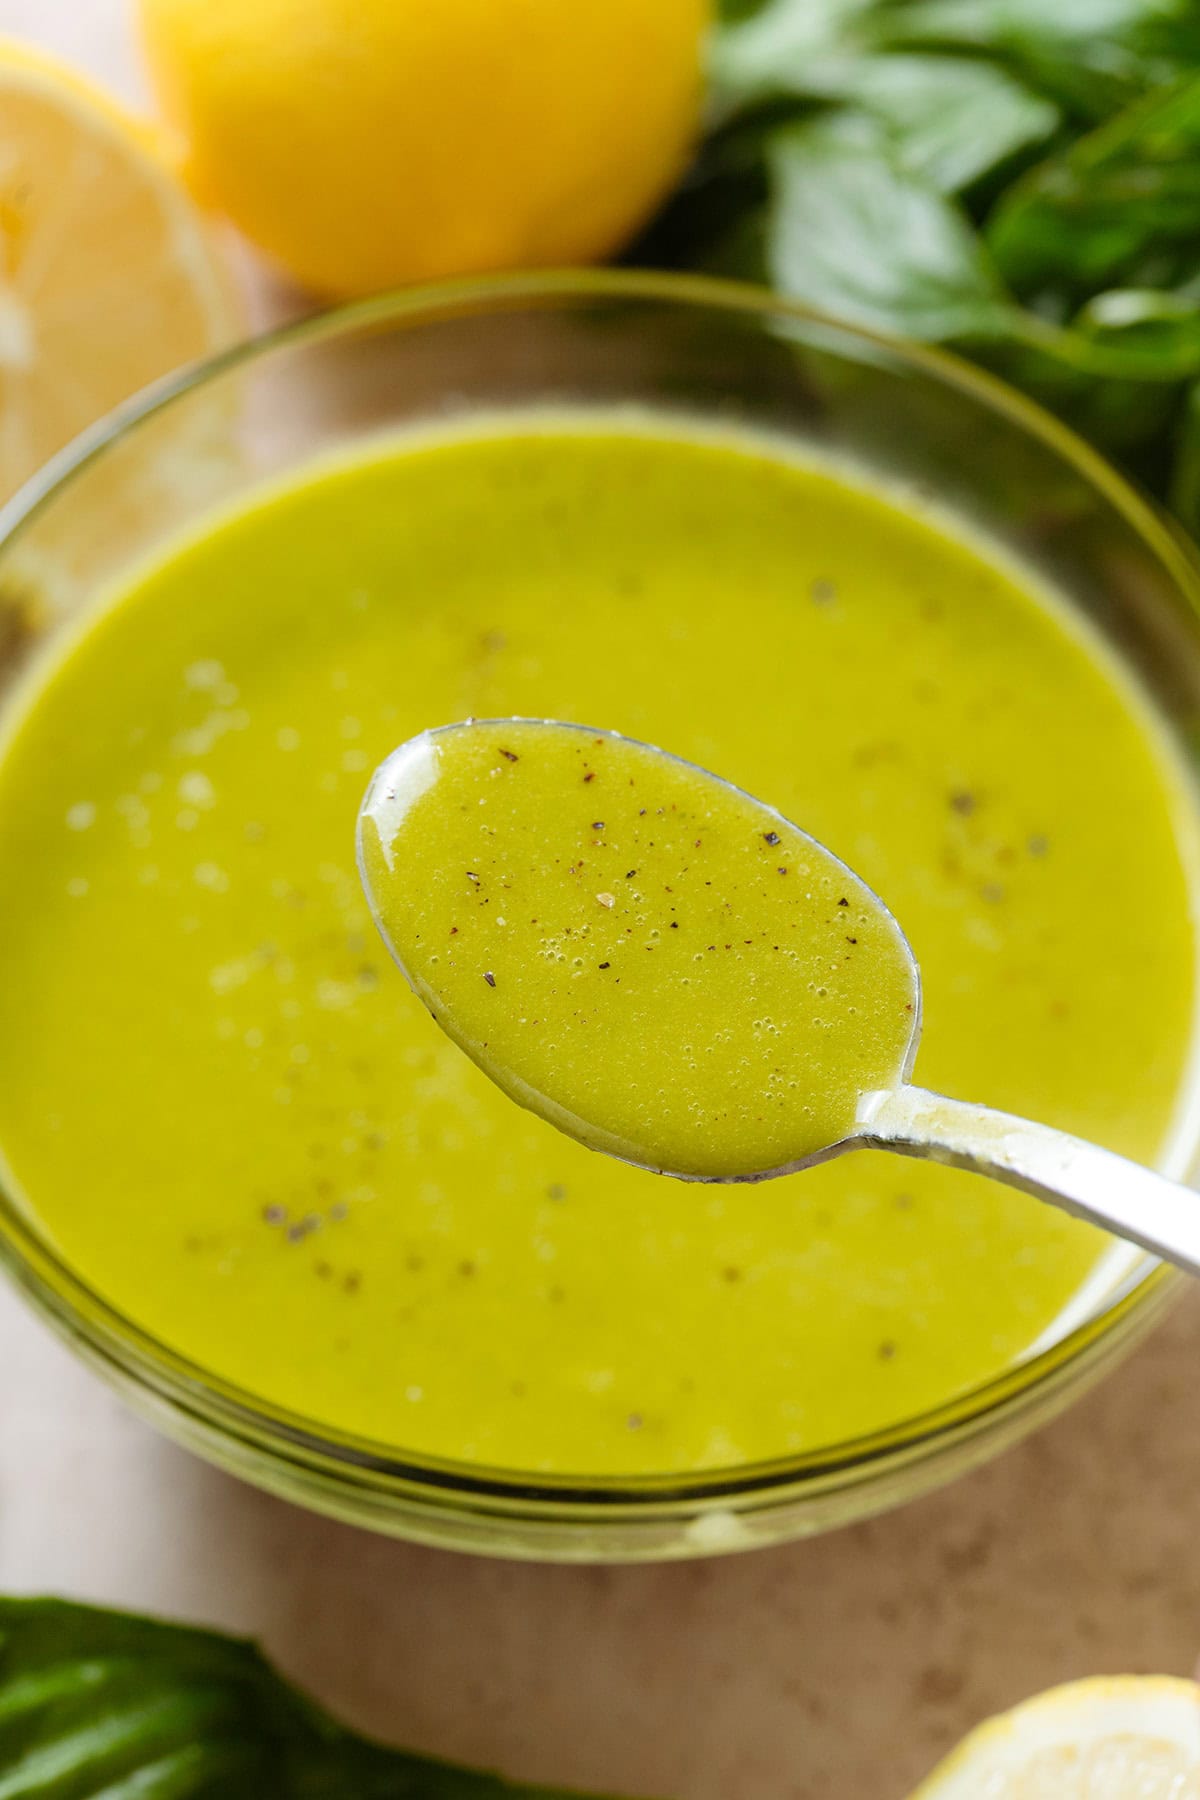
[0,38,235,505]
[911,1677,1200,1798]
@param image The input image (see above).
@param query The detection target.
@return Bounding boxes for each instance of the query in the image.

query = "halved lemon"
[910,1677,1200,1797]
[0,37,237,504]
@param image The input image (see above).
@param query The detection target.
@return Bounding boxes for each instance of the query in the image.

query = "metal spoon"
[359,719,1200,1278]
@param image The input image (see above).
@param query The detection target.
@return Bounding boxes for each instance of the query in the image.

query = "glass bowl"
[2,271,1199,1563]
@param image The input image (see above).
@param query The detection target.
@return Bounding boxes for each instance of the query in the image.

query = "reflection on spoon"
[359,719,1200,1277]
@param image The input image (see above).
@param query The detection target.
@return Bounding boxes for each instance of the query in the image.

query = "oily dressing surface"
[361,720,918,1178]
[0,421,1195,1475]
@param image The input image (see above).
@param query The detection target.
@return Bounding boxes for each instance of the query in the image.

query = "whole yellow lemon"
[137,0,709,298]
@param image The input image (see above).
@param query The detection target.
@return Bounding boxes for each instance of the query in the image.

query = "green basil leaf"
[713,44,1059,193]
[811,55,1060,192]
[763,116,1015,337]
[709,0,876,118]
[1072,286,1200,376]
[871,0,1200,120]
[987,76,1200,303]
[0,1598,626,1799]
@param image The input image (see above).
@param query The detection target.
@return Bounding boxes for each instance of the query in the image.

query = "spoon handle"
[857,1085,1200,1278]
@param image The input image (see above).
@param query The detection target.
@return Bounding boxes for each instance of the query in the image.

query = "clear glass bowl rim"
[0,266,1196,1519]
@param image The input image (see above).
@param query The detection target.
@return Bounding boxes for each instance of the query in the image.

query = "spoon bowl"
[358,717,923,1182]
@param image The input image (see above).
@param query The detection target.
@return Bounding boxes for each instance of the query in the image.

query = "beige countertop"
[4,5,1200,1795]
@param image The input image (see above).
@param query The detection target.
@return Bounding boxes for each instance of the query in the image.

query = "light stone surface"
[4,4,1200,1795]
